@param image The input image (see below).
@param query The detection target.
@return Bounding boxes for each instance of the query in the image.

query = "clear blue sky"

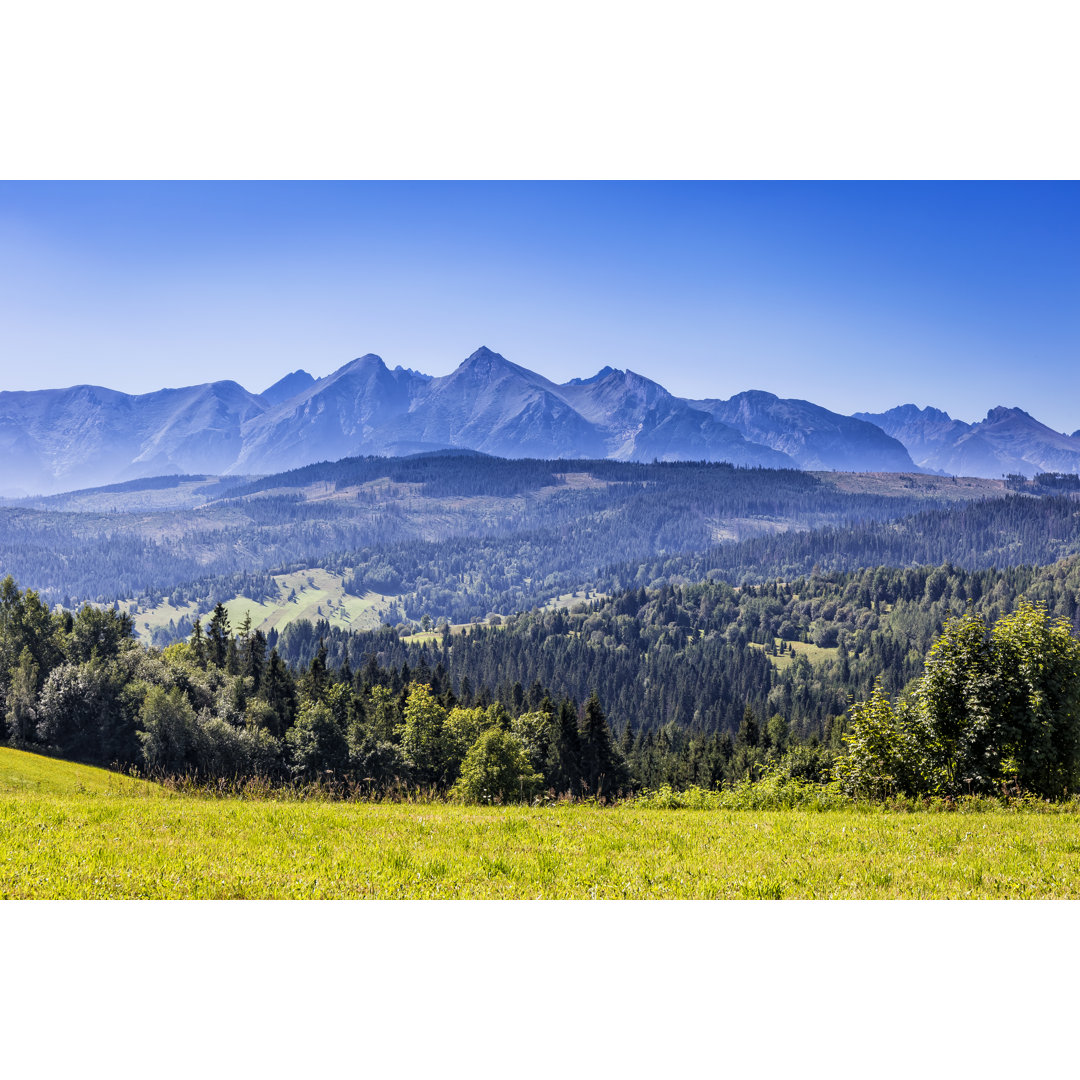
[0,181,1076,430]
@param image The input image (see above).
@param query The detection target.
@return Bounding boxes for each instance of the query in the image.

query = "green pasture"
[128,569,397,642]
[3,748,1080,899]
[750,638,840,671]
[0,747,159,797]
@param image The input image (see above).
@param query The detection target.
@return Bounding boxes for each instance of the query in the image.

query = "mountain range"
[0,346,1076,495]
[854,405,1080,479]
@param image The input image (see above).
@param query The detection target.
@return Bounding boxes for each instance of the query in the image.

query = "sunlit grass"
[750,638,840,671]
[128,569,397,641]
[0,747,160,797]
[1,749,1078,898]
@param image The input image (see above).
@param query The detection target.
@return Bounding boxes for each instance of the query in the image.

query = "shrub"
[451,729,542,804]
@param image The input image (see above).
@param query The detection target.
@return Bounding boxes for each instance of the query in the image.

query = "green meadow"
[126,568,398,642]
[3,748,1080,899]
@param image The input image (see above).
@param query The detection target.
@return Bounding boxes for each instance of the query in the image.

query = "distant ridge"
[856,404,1080,478]
[12,344,1079,495]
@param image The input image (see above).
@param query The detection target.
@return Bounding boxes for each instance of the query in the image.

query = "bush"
[833,681,927,799]
[285,700,348,779]
[451,729,542,804]
[634,775,850,811]
[836,602,1080,799]
[137,685,199,775]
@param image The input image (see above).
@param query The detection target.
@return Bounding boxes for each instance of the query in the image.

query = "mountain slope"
[234,354,428,473]
[559,368,794,466]
[390,347,609,459]
[259,369,315,407]
[858,404,1080,477]
[0,381,265,495]
[694,390,917,471]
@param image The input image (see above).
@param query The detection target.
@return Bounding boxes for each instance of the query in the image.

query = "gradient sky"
[1,181,1076,430]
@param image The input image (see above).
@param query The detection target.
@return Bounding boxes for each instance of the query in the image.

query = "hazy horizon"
[1,181,1077,430]
[1,344,1067,434]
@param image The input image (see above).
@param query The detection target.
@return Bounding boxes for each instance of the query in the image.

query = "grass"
[0,747,160,797]
[750,638,840,670]
[4,748,1080,898]
[810,471,1008,499]
[128,569,397,642]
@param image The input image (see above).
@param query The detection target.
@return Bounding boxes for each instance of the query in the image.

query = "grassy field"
[0,747,160,797]
[750,637,840,671]
[4,748,1080,899]
[811,471,1008,499]
[127,569,398,642]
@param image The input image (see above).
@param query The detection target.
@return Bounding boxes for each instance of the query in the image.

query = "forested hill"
[4,557,1080,798]
[274,556,1080,742]
[615,493,1080,587]
[2,452,1077,650]
[0,454,986,612]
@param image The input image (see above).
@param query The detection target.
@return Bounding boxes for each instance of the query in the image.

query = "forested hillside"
[272,557,1080,741]
[4,555,1080,798]
[617,493,1080,586]
[0,454,987,619]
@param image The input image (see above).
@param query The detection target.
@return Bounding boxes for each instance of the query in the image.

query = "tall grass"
[7,748,1080,897]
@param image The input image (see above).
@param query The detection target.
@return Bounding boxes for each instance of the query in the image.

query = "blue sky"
[0,181,1076,430]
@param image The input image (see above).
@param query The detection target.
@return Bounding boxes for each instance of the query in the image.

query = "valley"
[0,454,1039,645]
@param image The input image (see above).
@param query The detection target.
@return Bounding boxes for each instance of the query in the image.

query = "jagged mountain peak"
[260,369,315,406]
[984,405,1033,424]
[617,368,663,388]
[859,401,1080,478]
[392,365,432,380]
[310,354,398,397]
[460,345,510,369]
[883,403,956,423]
[443,347,554,390]
[565,366,617,386]
[338,353,387,373]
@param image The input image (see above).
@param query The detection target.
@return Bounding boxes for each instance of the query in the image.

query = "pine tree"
[206,603,230,668]
[579,691,628,798]
[262,649,297,738]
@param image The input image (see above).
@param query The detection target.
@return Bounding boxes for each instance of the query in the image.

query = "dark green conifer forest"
[4,455,1080,799]
[5,551,1080,800]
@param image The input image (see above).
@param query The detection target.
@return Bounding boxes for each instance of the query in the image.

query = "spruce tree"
[189,618,206,667]
[263,649,297,738]
[206,603,230,668]
[245,629,268,693]
[579,691,628,798]
[550,698,582,794]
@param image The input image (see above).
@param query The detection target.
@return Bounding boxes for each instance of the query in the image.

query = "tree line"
[5,556,1080,800]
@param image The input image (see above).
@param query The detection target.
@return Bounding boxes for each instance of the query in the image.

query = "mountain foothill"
[2,346,1079,497]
